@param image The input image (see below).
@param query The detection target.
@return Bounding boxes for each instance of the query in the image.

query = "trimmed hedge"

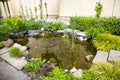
[70,16,120,35]
[93,34,120,52]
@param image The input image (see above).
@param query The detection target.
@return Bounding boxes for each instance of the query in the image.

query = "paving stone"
[0,53,27,70]
[92,51,108,64]
[0,61,30,80]
[108,50,120,62]
[0,47,8,55]
[0,57,3,63]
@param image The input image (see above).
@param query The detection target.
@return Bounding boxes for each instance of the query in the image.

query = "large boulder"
[3,39,14,47]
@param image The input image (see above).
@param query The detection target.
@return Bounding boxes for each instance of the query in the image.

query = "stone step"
[92,51,108,64]
[108,50,120,62]
[0,47,8,55]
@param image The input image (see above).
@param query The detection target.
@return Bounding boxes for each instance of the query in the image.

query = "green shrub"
[90,60,120,80]
[43,21,53,30]
[93,34,120,52]
[43,21,68,30]
[114,19,120,35]
[25,19,42,30]
[0,19,3,25]
[9,47,22,58]
[80,70,96,80]
[3,17,25,32]
[52,21,62,30]
[0,42,5,49]
[25,58,46,73]
[86,27,107,39]
[0,24,12,41]
[69,17,120,35]
[70,16,92,30]
[42,67,78,80]
[52,21,67,30]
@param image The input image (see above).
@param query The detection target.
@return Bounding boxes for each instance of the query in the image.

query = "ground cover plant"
[0,41,5,49]
[80,70,96,80]
[93,33,120,52]
[25,19,42,30]
[42,66,78,80]
[9,47,22,58]
[90,60,120,80]
[86,26,107,39]
[25,58,46,73]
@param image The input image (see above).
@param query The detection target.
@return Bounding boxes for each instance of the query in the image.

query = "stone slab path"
[92,51,108,63]
[0,47,30,80]
[108,50,120,62]
[0,61,30,80]
[0,47,8,55]
[1,52,27,70]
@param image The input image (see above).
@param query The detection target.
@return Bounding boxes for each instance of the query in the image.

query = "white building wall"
[1,0,120,18]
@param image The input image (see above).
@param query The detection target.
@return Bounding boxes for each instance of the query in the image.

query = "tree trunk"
[2,1,8,17]
[40,0,43,20]
[112,0,116,16]
[6,1,11,17]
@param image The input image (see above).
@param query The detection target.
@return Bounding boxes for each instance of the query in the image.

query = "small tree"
[95,2,103,18]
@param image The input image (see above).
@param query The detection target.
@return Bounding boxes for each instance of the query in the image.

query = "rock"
[64,69,69,72]
[76,32,86,37]
[20,46,27,52]
[41,28,45,31]
[9,32,24,40]
[92,51,108,64]
[77,37,84,41]
[12,43,22,48]
[56,30,64,34]
[85,55,94,62]
[40,63,56,76]
[27,32,39,37]
[3,39,14,47]
[22,51,29,56]
[70,67,77,73]
[73,69,82,78]
[65,28,72,33]
[22,30,29,36]
[108,50,120,62]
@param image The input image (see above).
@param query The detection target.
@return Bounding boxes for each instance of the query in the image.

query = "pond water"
[15,32,96,70]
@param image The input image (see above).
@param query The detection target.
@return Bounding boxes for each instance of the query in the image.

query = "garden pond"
[15,31,96,70]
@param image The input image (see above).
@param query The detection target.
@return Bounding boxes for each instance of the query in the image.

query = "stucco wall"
[1,0,120,18]
[59,0,120,17]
